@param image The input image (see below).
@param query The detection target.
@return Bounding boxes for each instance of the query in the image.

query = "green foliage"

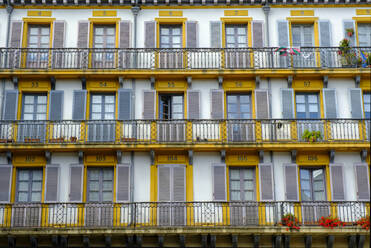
[302,130,323,142]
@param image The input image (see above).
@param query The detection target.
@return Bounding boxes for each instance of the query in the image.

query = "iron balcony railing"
[0,47,370,70]
[0,201,369,229]
[0,119,369,145]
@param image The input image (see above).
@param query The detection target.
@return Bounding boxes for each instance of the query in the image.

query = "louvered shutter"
[210,21,222,48]
[118,89,132,120]
[143,90,156,119]
[145,21,156,48]
[319,20,331,47]
[45,165,59,202]
[354,164,370,201]
[187,90,200,119]
[53,21,65,48]
[281,88,294,119]
[77,21,89,48]
[259,163,274,201]
[252,21,264,48]
[116,164,130,202]
[284,164,299,201]
[255,89,269,119]
[72,90,87,120]
[186,21,198,48]
[119,21,131,48]
[211,90,224,119]
[0,165,12,202]
[69,165,83,202]
[173,166,186,201]
[10,21,23,48]
[277,20,289,47]
[2,90,18,120]
[212,164,226,201]
[343,20,356,46]
[158,166,171,201]
[49,90,64,121]
[329,164,345,201]
[349,88,364,119]
[323,89,337,118]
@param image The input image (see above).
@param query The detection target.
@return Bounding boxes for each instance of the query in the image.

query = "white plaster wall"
[270,78,287,119]
[328,78,356,118]
[191,79,218,119]
[0,153,8,164]
[50,152,79,202]
[133,152,151,202]
[56,80,81,120]
[0,10,7,47]
[193,152,220,201]
[272,152,292,201]
[135,79,151,119]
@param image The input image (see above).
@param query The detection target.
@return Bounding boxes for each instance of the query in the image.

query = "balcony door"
[92,25,116,68]
[227,94,254,142]
[86,168,114,227]
[13,168,43,227]
[158,94,185,142]
[229,167,258,225]
[158,165,186,226]
[300,167,329,224]
[27,25,50,68]
[18,94,47,143]
[159,25,183,68]
[225,24,249,68]
[291,24,315,67]
[88,94,116,142]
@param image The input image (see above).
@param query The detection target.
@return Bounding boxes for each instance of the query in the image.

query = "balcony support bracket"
[8,237,15,248]
[210,235,216,248]
[287,76,293,88]
[158,236,164,248]
[348,235,356,248]
[273,236,281,248]
[329,150,335,163]
[255,76,261,89]
[105,236,111,248]
[291,150,297,163]
[126,235,134,247]
[6,151,12,165]
[119,77,124,88]
[326,235,334,248]
[220,150,226,163]
[284,235,290,248]
[30,237,37,248]
[51,235,58,248]
[323,76,328,88]
[355,75,360,88]
[81,77,86,90]
[304,235,312,248]
[259,150,264,163]
[201,235,208,248]
[117,150,122,164]
[136,235,142,248]
[357,235,365,248]
[150,150,155,165]
[50,76,56,90]
[188,150,193,165]
[218,76,223,89]
[83,236,89,248]
[45,151,51,164]
[78,151,84,164]
[187,76,192,89]
[360,150,367,163]
[253,235,259,248]
[12,77,18,90]
[60,236,68,248]
[150,77,156,90]
[179,235,186,248]
[231,235,238,248]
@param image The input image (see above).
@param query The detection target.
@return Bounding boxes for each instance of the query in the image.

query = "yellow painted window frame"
[155,18,187,48]
[352,17,371,46]
[292,86,325,119]
[220,17,253,48]
[88,18,121,49]
[155,84,188,119]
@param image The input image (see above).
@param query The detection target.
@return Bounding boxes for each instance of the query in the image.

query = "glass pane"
[231,191,240,201]
[36,114,46,120]
[172,44,181,48]
[161,28,169,35]
[300,180,310,190]
[24,96,34,104]
[230,169,240,179]
[296,104,305,112]
[364,94,370,103]
[172,28,181,35]
[19,182,29,191]
[18,192,29,202]
[89,181,99,191]
[37,105,46,113]
[38,96,47,104]
[95,27,104,35]
[238,36,246,43]
[172,36,181,44]
[313,181,324,191]
[300,169,310,179]
[238,43,247,48]
[226,28,234,35]
[32,170,42,180]
[313,169,324,180]
[161,36,169,44]
[104,104,114,113]
[240,104,250,113]
[105,96,115,104]
[314,191,326,201]
[229,113,239,119]
[309,104,318,112]
[243,169,254,179]
[94,36,103,44]
[32,182,42,191]
[24,105,34,113]
[89,170,100,180]
[308,95,318,103]
[92,113,101,120]
[106,36,115,44]
[240,95,250,103]
[238,27,246,35]
[245,191,254,201]
[244,180,254,190]
[227,36,235,43]
[92,104,102,113]
[29,28,38,35]
[103,192,113,201]
[31,192,41,202]
[41,36,49,44]
[241,113,251,119]
[103,181,113,191]
[89,192,99,201]
[230,180,240,190]
[106,28,115,35]
[23,114,34,120]
[172,96,183,104]
[103,169,113,180]
[29,36,38,44]
[228,95,237,103]
[296,95,305,103]
[104,113,114,120]
[172,104,183,113]
[228,104,237,113]
[92,95,102,104]
[41,28,50,35]
[301,190,311,201]
[364,104,370,112]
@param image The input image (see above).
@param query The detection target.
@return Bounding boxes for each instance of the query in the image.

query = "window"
[358,23,371,47]
[296,93,320,119]
[300,168,326,201]
[291,24,314,47]
[90,94,115,120]
[159,94,184,120]
[229,168,255,201]
[16,169,43,202]
[225,24,247,48]
[364,92,370,119]
[227,94,251,119]
[160,25,182,48]
[93,25,116,49]
[27,25,50,67]
[22,94,47,121]
[87,168,114,202]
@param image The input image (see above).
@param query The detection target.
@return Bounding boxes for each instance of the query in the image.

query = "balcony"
[0,47,369,76]
[0,201,368,229]
[0,119,369,149]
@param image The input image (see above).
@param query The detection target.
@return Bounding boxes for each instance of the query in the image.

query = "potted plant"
[338,38,357,67]
[319,215,344,229]
[280,213,300,231]
[302,130,323,142]
[346,28,354,37]
[356,216,370,231]
[70,136,77,142]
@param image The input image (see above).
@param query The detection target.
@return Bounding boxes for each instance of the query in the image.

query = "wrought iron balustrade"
[0,47,370,70]
[0,119,368,145]
[0,201,368,229]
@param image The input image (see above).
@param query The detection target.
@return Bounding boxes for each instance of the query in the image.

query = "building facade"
[0,0,370,247]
